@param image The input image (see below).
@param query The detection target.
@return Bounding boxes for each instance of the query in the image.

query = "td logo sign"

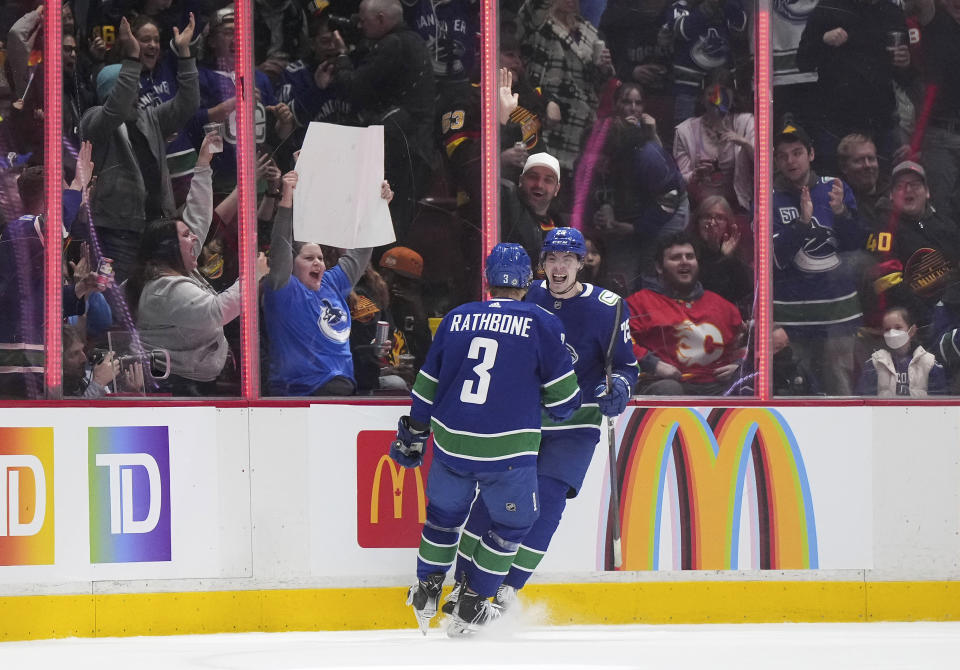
[89,426,171,563]
[0,427,54,565]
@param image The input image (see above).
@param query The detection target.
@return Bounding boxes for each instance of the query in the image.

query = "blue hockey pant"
[416,458,538,598]
[454,473,569,591]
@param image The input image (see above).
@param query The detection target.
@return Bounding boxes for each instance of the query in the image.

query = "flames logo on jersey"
[317,299,351,343]
[674,320,725,366]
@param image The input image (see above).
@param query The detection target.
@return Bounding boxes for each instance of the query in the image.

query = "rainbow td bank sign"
[88,426,171,563]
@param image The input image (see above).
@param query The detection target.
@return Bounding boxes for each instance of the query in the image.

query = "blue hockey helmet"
[541,227,587,259]
[485,243,533,288]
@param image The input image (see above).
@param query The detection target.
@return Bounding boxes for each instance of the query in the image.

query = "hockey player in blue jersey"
[446,227,639,612]
[391,243,581,636]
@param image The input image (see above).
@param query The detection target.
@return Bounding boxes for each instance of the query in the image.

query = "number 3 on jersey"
[441,110,465,133]
[460,336,499,404]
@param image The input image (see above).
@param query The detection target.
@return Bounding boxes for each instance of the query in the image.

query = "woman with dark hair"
[129,132,257,396]
[576,231,618,295]
[688,194,753,314]
[262,171,394,396]
[673,68,754,213]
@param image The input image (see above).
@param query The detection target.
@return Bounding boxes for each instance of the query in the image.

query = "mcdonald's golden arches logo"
[608,408,817,571]
[356,430,432,548]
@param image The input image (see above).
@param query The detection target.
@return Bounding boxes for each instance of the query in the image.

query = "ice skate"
[446,589,503,637]
[406,572,444,635]
[440,579,462,615]
[494,583,518,611]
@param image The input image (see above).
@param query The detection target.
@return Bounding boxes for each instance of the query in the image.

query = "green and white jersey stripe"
[431,417,540,462]
[418,535,458,568]
[472,538,518,576]
[511,544,547,572]
[773,291,862,326]
[456,529,481,562]
[541,369,580,408]
[411,369,438,405]
[541,405,603,431]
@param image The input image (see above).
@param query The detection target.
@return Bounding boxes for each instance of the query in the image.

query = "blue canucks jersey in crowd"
[665,0,747,91]
[194,68,277,185]
[138,52,200,178]
[410,297,581,472]
[277,60,355,126]
[773,175,865,336]
[403,0,478,82]
[262,265,355,395]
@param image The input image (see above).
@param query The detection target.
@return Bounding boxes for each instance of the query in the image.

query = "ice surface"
[1,621,958,669]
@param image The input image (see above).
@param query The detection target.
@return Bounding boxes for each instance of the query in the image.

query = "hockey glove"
[594,374,631,417]
[390,415,429,469]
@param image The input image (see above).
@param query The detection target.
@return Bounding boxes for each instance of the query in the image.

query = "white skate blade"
[413,610,433,636]
[407,584,437,635]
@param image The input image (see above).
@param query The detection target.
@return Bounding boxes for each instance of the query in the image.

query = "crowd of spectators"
[4,0,960,399]
[500,0,755,396]
[769,0,960,397]
[0,0,457,399]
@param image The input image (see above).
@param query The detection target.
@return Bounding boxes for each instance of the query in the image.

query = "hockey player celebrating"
[391,243,582,636]
[447,227,639,612]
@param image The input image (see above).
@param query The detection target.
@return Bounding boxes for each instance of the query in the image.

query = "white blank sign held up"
[292,123,395,249]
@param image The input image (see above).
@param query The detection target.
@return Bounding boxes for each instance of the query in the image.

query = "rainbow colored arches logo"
[610,408,817,571]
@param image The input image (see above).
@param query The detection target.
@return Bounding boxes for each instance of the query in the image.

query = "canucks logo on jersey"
[690,27,730,71]
[318,299,351,343]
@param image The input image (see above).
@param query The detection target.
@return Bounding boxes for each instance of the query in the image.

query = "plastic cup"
[203,122,224,153]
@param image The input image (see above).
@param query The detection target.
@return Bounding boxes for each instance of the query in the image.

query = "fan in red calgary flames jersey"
[626,231,746,395]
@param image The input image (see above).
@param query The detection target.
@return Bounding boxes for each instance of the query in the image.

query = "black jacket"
[881,202,960,323]
[797,0,910,130]
[332,24,436,161]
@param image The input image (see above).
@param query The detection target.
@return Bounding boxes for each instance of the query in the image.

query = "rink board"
[1,581,960,640]
[0,404,958,639]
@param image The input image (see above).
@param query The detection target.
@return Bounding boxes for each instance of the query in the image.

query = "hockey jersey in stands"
[403,0,478,82]
[526,282,639,436]
[772,175,865,336]
[665,0,746,92]
[410,298,580,472]
[194,68,276,182]
[278,60,355,127]
[627,285,742,384]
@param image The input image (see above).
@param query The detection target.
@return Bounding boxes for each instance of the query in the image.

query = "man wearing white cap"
[501,152,566,266]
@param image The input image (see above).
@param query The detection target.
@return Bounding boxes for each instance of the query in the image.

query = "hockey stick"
[605,297,624,569]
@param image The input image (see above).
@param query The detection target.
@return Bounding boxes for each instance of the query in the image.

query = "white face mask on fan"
[883,328,911,350]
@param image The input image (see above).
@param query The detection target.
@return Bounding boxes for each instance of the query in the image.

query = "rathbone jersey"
[410,298,580,472]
